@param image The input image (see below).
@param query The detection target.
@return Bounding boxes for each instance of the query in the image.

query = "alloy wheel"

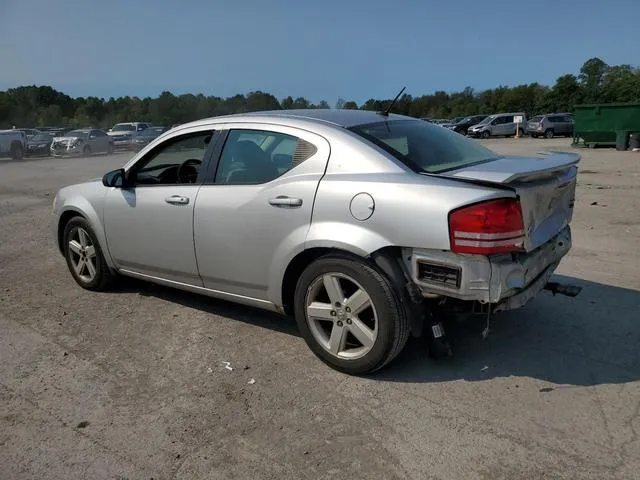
[67,227,97,283]
[305,273,378,360]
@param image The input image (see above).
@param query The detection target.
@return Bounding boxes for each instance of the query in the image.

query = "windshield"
[112,124,136,132]
[476,116,495,126]
[32,133,52,141]
[142,127,165,137]
[67,130,88,138]
[349,119,501,174]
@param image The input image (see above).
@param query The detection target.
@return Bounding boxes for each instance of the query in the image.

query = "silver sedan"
[51,128,113,157]
[52,110,581,374]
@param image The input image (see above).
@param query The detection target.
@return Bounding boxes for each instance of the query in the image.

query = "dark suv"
[526,113,573,139]
[450,115,488,136]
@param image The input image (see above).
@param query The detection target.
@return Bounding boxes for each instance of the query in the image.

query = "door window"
[129,130,214,186]
[215,129,316,185]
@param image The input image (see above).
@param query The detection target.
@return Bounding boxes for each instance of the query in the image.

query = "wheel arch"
[279,244,426,338]
[56,203,114,269]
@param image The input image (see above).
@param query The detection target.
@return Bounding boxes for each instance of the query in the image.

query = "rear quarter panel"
[307,171,515,254]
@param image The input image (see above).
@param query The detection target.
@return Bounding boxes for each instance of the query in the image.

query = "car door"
[90,130,105,152]
[103,127,218,285]
[193,124,330,303]
[490,116,505,136]
[501,115,515,135]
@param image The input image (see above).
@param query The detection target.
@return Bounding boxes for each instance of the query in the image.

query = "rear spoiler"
[442,151,581,184]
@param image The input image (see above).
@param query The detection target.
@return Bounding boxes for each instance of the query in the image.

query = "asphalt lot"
[1,139,639,479]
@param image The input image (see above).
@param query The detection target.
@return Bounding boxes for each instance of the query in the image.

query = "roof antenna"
[378,86,406,117]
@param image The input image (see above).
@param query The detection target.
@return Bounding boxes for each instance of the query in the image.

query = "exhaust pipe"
[544,282,582,297]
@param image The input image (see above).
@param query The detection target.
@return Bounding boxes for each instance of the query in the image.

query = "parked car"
[526,113,574,138]
[51,128,113,157]
[107,122,153,150]
[131,126,169,151]
[52,109,581,374]
[467,112,527,138]
[16,128,41,140]
[450,115,489,136]
[26,131,55,156]
[0,129,27,159]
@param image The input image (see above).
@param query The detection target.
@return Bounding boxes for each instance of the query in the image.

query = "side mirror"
[102,168,127,188]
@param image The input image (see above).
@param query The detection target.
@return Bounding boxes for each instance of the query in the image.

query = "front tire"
[63,217,115,291]
[294,254,410,374]
[83,145,92,157]
[481,131,490,139]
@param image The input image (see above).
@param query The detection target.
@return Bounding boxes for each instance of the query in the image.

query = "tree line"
[1,57,639,130]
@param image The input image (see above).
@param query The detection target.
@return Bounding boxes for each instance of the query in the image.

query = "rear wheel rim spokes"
[68,227,97,282]
[305,273,378,360]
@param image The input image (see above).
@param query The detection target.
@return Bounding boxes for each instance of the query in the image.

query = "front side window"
[215,129,316,185]
[349,119,501,174]
[129,130,214,185]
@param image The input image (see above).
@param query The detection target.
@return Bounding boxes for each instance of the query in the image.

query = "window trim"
[125,129,222,188]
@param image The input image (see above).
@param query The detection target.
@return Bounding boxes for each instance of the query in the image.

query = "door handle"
[165,195,190,205]
[268,196,303,208]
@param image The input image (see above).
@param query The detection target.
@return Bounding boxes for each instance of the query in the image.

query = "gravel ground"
[1,139,639,479]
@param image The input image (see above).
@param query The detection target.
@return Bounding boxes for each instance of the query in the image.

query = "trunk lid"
[443,151,580,251]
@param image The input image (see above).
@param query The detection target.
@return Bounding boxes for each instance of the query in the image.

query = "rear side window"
[215,129,317,185]
[349,119,500,174]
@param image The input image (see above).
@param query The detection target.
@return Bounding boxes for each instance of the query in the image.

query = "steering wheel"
[177,158,202,183]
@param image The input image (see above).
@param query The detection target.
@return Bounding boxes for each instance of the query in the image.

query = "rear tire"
[10,142,24,160]
[293,254,410,375]
[544,129,554,139]
[518,128,525,137]
[107,143,113,154]
[63,216,115,291]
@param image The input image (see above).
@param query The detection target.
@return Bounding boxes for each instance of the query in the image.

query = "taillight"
[448,198,525,255]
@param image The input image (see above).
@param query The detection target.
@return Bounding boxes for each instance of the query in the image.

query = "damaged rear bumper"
[405,226,572,310]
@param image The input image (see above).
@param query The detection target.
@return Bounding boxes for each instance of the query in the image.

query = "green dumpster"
[573,102,640,148]
[616,131,629,151]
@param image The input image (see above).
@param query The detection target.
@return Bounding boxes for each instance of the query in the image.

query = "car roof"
[179,109,409,130]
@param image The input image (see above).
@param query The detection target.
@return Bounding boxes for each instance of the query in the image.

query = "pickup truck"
[0,130,27,160]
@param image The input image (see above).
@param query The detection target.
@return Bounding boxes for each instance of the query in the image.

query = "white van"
[467,112,527,138]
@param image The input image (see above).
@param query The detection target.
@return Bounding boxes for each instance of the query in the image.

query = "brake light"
[449,198,525,255]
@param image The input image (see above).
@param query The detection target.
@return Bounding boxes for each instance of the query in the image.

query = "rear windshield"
[530,116,543,122]
[349,119,501,174]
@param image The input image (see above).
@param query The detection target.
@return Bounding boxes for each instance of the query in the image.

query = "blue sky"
[1,0,638,104]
